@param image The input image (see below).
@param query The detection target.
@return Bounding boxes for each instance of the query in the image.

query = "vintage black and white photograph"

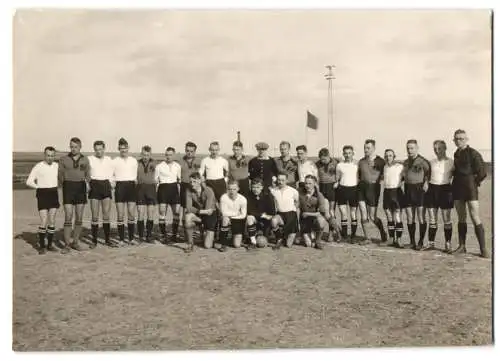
[12,9,492,351]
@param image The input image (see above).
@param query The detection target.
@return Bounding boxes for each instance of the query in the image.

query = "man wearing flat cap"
[249,142,278,191]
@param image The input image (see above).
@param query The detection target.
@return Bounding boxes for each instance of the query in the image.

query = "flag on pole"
[307,110,319,130]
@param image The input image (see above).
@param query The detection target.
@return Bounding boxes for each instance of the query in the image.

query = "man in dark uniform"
[183,172,217,253]
[298,175,328,250]
[249,142,278,191]
[274,141,298,188]
[402,139,431,250]
[246,178,276,248]
[316,148,340,241]
[58,137,90,253]
[136,145,157,243]
[227,140,250,197]
[179,141,202,212]
[357,139,387,244]
[451,129,488,258]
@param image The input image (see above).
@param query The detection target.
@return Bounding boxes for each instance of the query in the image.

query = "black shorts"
[237,178,250,197]
[180,182,190,207]
[229,218,246,235]
[115,181,136,203]
[88,179,112,200]
[452,176,479,201]
[248,215,272,236]
[319,183,336,202]
[358,181,381,207]
[336,185,358,207]
[300,216,323,233]
[277,211,298,236]
[62,181,87,205]
[191,213,218,232]
[157,183,180,205]
[403,183,425,207]
[136,183,157,206]
[425,184,454,209]
[383,188,404,210]
[36,187,60,210]
[205,178,226,201]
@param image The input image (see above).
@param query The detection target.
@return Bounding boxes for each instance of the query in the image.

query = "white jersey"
[383,163,404,189]
[88,155,114,181]
[429,157,454,185]
[26,161,58,189]
[297,160,318,183]
[220,193,247,219]
[113,156,138,182]
[271,185,299,213]
[200,156,229,180]
[336,160,359,187]
[155,161,181,184]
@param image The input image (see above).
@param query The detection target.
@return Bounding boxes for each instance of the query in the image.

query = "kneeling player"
[425,140,454,252]
[270,172,300,249]
[219,180,247,251]
[382,149,405,247]
[299,175,328,250]
[246,178,276,248]
[183,172,217,252]
[26,146,60,254]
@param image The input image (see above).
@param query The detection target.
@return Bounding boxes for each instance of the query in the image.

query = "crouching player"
[382,149,405,247]
[246,178,276,249]
[183,172,217,253]
[219,180,247,252]
[271,172,300,249]
[299,175,328,250]
[26,146,60,254]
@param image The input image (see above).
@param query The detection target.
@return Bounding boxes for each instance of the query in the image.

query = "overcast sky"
[13,10,491,160]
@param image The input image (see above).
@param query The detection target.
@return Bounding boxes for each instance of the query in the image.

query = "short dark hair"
[365,139,376,147]
[433,140,447,149]
[166,147,175,153]
[280,141,291,149]
[318,148,329,157]
[189,172,201,179]
[251,178,263,185]
[277,171,288,178]
[233,141,243,148]
[185,141,197,150]
[384,148,395,157]
[70,137,81,146]
[342,145,354,152]
[296,145,307,152]
[454,129,467,136]
[118,138,128,147]
[227,179,239,187]
[93,140,105,148]
[209,141,220,148]
[44,146,56,153]
[142,145,152,152]
[305,174,317,183]
[406,139,418,145]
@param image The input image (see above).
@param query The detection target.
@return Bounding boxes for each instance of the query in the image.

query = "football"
[256,235,268,248]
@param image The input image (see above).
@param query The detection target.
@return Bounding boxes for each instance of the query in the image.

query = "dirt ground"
[12,182,492,351]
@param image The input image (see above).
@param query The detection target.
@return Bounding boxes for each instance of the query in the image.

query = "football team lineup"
[23,127,490,259]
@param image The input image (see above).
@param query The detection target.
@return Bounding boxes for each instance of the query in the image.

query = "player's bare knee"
[246,216,256,226]
[221,216,230,227]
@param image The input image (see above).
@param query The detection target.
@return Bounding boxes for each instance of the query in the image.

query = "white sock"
[250,236,257,245]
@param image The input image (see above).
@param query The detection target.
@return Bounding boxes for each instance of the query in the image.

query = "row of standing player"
[26,129,488,257]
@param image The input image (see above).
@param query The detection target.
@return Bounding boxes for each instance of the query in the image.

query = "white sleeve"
[220,195,230,217]
[176,163,182,182]
[336,164,342,183]
[133,159,138,181]
[200,158,207,179]
[154,163,160,184]
[25,163,39,189]
[312,162,318,179]
[235,196,247,219]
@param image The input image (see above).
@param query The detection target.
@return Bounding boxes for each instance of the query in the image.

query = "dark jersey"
[246,192,276,217]
[402,155,431,184]
[358,155,385,183]
[249,157,278,188]
[453,146,487,185]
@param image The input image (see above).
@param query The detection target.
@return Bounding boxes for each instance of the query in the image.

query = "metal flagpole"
[325,65,335,154]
